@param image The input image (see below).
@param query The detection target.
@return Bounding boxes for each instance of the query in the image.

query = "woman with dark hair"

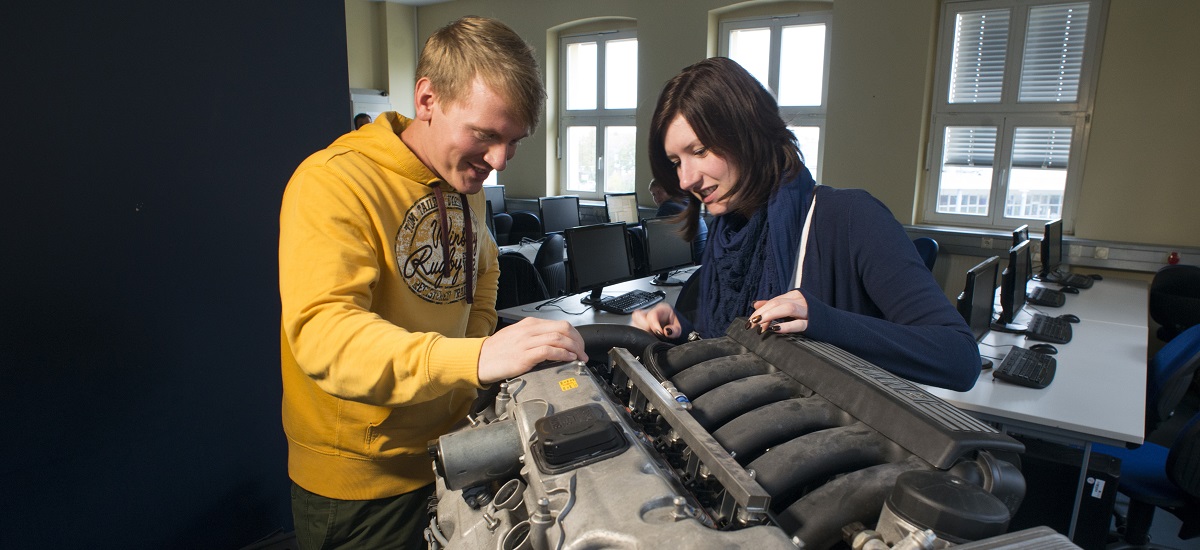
[632,57,979,391]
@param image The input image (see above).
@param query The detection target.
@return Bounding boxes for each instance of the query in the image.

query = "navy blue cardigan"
[681,185,980,391]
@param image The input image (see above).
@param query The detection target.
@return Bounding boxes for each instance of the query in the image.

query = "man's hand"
[479,318,588,384]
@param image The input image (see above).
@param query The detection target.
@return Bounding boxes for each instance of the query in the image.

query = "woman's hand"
[631,302,682,340]
[748,289,810,334]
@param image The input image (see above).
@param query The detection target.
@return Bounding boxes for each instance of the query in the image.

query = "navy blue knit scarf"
[695,168,816,338]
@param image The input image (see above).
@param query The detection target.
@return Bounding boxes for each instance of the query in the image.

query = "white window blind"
[948,9,1010,104]
[1018,2,1090,102]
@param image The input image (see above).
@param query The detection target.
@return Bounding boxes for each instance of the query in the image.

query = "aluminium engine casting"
[426,320,1080,549]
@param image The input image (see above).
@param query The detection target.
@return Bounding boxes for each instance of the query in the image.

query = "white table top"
[498,267,696,326]
[924,277,1150,447]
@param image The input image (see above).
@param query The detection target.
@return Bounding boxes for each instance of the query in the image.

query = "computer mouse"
[1060,286,1080,294]
[981,358,994,370]
[1090,273,1104,281]
[1029,343,1058,355]
[1059,313,1081,323]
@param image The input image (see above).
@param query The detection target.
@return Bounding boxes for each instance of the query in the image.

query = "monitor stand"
[989,321,1028,334]
[580,288,605,306]
[649,272,684,286]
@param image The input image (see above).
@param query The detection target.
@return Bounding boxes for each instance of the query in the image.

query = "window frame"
[718,11,832,181]
[922,0,1108,232]
[557,29,638,201]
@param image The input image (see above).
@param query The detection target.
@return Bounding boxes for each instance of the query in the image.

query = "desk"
[923,277,1149,540]
[498,267,696,326]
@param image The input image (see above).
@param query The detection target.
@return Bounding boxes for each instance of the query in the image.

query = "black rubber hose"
[779,455,933,550]
[747,423,910,502]
[688,372,807,431]
[712,397,852,465]
[668,352,776,398]
[576,323,661,365]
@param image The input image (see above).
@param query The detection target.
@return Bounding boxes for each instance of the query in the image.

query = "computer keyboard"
[1028,286,1065,308]
[1044,270,1094,289]
[993,346,1057,389]
[592,289,664,314]
[1025,313,1073,344]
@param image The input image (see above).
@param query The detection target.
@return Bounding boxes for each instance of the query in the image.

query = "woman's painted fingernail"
[759,324,769,335]
[750,315,762,324]
[665,327,673,336]
[769,324,781,332]
[745,320,754,330]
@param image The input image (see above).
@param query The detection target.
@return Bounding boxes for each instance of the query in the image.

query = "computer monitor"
[485,200,495,239]
[642,216,693,286]
[483,184,507,214]
[957,256,1000,342]
[1012,224,1029,248]
[564,222,635,305]
[539,195,581,234]
[604,193,640,225]
[997,239,1032,326]
[1040,218,1063,277]
[1012,224,1032,281]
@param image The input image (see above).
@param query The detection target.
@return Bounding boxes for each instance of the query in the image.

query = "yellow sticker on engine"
[559,378,579,391]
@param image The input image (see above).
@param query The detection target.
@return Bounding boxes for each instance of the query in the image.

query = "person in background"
[649,178,708,263]
[353,112,371,129]
[631,57,978,392]
[279,17,587,549]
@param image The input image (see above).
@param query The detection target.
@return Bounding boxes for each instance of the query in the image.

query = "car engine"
[426,320,1079,549]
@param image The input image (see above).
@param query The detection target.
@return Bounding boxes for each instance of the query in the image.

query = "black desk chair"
[492,212,513,246]
[1096,409,1200,547]
[627,226,648,277]
[509,211,544,243]
[1150,264,1200,343]
[1145,325,1200,438]
[497,253,548,311]
[533,233,566,298]
[912,237,939,271]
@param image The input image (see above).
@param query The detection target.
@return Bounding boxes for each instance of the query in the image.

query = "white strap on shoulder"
[793,189,818,288]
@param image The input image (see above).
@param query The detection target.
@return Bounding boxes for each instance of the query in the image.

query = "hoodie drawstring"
[431,184,474,305]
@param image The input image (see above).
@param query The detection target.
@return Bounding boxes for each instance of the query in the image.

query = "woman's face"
[662,114,738,216]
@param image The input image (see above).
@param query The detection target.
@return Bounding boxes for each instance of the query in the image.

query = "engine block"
[427,321,1079,549]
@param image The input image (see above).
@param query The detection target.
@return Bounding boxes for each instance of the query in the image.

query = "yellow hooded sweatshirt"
[279,113,499,500]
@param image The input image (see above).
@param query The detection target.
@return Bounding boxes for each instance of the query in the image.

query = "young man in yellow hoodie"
[279,16,587,549]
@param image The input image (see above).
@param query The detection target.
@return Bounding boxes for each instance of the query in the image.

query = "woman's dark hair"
[648,57,804,240]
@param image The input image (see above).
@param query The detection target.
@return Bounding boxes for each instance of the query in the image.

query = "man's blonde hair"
[417,16,546,132]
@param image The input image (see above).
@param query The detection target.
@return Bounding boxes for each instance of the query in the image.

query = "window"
[924,0,1106,231]
[559,30,637,199]
[720,12,832,180]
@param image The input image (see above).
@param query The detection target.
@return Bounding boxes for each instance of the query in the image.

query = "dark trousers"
[291,482,434,550]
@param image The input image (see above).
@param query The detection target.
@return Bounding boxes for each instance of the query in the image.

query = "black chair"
[492,212,513,246]
[509,210,544,243]
[1096,409,1200,547]
[1150,264,1200,343]
[912,237,939,271]
[496,253,549,311]
[627,226,648,277]
[533,233,567,297]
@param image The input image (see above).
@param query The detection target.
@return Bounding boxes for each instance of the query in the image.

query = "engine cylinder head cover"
[533,403,628,473]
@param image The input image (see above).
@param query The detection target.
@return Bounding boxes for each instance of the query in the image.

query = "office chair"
[627,226,648,277]
[1145,325,1200,438]
[508,211,544,243]
[533,233,567,297]
[1150,264,1200,343]
[492,212,513,246]
[1095,409,1200,548]
[497,253,549,311]
[912,237,939,271]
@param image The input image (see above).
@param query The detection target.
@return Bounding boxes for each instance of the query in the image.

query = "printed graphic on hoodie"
[395,193,475,304]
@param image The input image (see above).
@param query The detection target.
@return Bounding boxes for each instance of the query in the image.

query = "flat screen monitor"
[484,200,495,239]
[604,193,640,225]
[1011,224,1029,248]
[998,239,1031,326]
[564,222,634,304]
[642,216,693,286]
[1041,218,1063,276]
[1012,224,1032,281]
[539,195,581,234]
[957,256,1000,342]
[483,185,507,214]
